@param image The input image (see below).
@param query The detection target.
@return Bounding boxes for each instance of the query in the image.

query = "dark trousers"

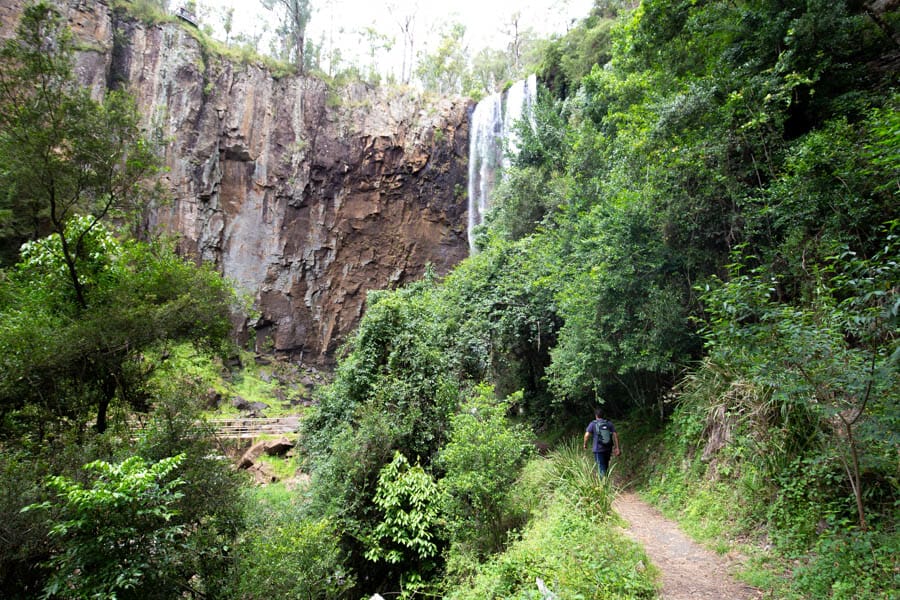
[593,451,611,477]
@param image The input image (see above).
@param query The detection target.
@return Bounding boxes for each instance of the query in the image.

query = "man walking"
[583,408,620,477]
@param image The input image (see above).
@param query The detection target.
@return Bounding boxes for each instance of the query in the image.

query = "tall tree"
[359,25,395,84]
[415,21,470,95]
[263,0,313,70]
[0,2,156,295]
[388,0,419,84]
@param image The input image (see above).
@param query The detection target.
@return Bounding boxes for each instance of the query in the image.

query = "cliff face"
[3,1,472,362]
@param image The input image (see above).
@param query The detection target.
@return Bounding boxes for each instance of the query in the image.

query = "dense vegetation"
[0,1,896,599]
[294,0,898,597]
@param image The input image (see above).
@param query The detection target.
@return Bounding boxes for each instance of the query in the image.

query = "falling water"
[467,74,537,252]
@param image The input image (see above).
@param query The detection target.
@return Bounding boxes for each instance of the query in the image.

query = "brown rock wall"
[3,0,472,363]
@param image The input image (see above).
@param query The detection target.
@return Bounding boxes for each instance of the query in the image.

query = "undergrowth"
[154,344,309,418]
[443,439,657,599]
[618,360,899,599]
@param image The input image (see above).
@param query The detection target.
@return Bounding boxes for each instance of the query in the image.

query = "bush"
[23,455,189,600]
[231,485,353,599]
[134,378,247,596]
[445,452,656,600]
[366,451,442,566]
[438,385,533,557]
[792,528,900,600]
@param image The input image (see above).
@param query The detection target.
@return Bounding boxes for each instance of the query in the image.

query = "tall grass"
[445,441,655,599]
[542,438,616,521]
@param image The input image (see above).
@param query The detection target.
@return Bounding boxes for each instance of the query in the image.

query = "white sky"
[198,0,594,75]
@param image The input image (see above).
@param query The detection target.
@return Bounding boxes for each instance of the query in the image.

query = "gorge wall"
[1,0,472,363]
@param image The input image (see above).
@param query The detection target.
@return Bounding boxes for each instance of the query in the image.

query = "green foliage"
[539,2,622,97]
[366,451,441,567]
[300,0,898,594]
[297,276,463,593]
[439,238,561,420]
[700,228,899,530]
[537,438,617,521]
[0,227,237,435]
[24,454,187,599]
[792,528,900,600]
[231,486,353,599]
[0,448,55,595]
[544,200,697,408]
[133,379,247,595]
[0,1,157,270]
[301,277,459,465]
[444,447,655,600]
[438,385,533,556]
[416,22,472,96]
[111,0,173,25]
[446,502,656,600]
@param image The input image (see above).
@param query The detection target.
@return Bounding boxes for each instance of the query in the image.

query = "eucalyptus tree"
[415,21,470,96]
[388,0,419,84]
[263,0,313,70]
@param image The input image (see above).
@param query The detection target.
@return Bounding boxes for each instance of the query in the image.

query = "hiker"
[583,408,620,477]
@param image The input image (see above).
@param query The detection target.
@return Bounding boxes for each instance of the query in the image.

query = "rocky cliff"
[2,0,472,363]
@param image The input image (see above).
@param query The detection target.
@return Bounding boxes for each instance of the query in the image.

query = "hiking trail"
[613,492,763,599]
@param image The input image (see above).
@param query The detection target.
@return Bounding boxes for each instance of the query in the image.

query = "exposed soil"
[613,492,763,599]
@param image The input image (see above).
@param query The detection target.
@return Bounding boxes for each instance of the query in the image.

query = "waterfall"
[467,74,537,252]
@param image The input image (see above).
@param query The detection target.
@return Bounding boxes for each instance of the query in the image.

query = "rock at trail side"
[232,396,251,411]
[246,462,278,485]
[237,440,267,469]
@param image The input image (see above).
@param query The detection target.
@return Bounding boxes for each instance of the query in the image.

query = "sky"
[198,0,595,76]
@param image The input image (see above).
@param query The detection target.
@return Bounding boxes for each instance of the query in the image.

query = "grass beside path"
[444,440,658,599]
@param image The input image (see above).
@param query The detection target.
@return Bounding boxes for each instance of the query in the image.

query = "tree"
[263,0,313,70]
[0,3,236,437]
[502,12,525,72]
[415,21,470,96]
[0,222,237,435]
[470,47,512,96]
[359,25,395,84]
[0,2,156,281]
[388,0,419,84]
[221,6,235,44]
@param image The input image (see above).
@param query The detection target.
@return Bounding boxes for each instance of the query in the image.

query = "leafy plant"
[232,485,352,599]
[438,385,533,557]
[24,455,188,599]
[366,451,442,589]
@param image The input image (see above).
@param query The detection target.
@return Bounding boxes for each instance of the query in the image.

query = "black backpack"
[594,419,613,448]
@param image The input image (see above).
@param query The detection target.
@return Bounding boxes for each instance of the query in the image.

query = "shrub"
[134,378,247,595]
[231,485,353,599]
[366,451,442,566]
[23,455,188,599]
[444,490,656,600]
[438,385,533,556]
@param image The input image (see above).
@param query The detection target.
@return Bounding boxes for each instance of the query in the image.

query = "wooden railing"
[205,416,300,439]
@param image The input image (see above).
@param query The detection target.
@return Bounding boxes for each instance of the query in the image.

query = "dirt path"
[613,492,762,599]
